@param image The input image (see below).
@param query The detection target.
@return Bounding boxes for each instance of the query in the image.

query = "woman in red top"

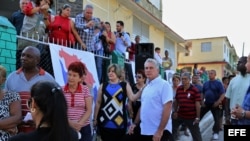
[48,4,86,49]
[63,61,92,141]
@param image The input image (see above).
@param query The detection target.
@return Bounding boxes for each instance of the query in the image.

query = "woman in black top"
[125,69,146,141]
[9,81,78,141]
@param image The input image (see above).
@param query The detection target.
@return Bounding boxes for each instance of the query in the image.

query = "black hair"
[155,47,160,51]
[222,76,228,82]
[30,81,76,141]
[35,0,53,7]
[116,20,124,27]
[228,74,236,80]
[105,21,110,25]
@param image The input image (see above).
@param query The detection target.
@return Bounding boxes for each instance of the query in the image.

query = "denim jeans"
[95,50,103,83]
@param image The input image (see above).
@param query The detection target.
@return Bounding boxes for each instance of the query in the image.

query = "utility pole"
[242,42,245,57]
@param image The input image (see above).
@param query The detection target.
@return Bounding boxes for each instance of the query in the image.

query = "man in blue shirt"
[200,70,225,140]
[115,20,131,55]
[9,0,29,35]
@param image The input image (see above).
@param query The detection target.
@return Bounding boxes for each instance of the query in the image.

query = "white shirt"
[154,52,162,66]
[140,75,173,135]
[225,73,250,109]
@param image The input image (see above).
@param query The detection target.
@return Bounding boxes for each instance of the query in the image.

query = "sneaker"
[212,133,219,140]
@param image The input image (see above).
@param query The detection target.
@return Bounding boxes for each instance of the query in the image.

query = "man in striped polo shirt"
[172,72,202,141]
[5,46,55,133]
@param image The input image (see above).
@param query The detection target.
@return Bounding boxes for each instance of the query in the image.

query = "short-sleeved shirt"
[140,76,173,135]
[115,32,131,55]
[175,84,201,119]
[9,10,25,35]
[238,86,250,125]
[162,57,172,70]
[225,74,250,109]
[193,84,203,94]
[63,83,91,126]
[4,68,55,132]
[0,91,20,141]
[5,68,54,93]
[203,80,224,106]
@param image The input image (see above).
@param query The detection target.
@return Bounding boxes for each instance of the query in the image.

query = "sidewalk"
[178,111,214,141]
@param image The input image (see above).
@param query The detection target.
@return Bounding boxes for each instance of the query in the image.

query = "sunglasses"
[135,75,142,79]
[63,4,71,9]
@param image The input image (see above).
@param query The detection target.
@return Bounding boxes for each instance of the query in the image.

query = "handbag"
[68,20,76,46]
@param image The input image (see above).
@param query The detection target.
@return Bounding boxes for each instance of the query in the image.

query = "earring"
[30,108,36,113]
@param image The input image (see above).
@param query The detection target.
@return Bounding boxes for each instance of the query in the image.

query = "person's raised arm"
[70,20,86,50]
[126,83,143,102]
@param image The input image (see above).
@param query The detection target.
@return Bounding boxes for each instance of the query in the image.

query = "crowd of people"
[4,44,250,141]
[10,0,139,83]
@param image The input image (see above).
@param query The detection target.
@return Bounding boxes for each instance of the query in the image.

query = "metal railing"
[16,34,133,84]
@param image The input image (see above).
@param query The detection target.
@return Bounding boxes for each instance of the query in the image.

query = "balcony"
[134,0,162,20]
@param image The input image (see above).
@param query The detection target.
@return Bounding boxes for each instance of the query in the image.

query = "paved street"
[179,111,224,141]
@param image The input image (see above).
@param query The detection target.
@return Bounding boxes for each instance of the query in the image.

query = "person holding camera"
[91,22,106,83]
[115,21,131,56]
[75,4,100,51]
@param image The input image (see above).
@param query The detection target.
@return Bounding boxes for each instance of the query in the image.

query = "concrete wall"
[83,0,177,71]
[0,16,17,75]
[149,26,164,56]
[178,38,225,63]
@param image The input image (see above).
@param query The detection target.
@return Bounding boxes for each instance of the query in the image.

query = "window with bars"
[132,16,149,43]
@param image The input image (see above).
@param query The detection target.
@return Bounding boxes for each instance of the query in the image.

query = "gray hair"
[144,58,159,69]
[84,4,93,10]
[181,72,191,79]
[20,0,29,4]
[210,69,216,75]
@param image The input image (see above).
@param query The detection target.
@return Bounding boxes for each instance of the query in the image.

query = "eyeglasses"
[26,98,32,109]
[135,75,142,79]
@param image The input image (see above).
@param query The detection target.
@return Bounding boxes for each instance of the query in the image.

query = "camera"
[119,32,124,37]
[99,34,106,40]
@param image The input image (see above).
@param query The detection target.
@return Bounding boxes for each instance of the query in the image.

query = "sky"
[162,0,250,57]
